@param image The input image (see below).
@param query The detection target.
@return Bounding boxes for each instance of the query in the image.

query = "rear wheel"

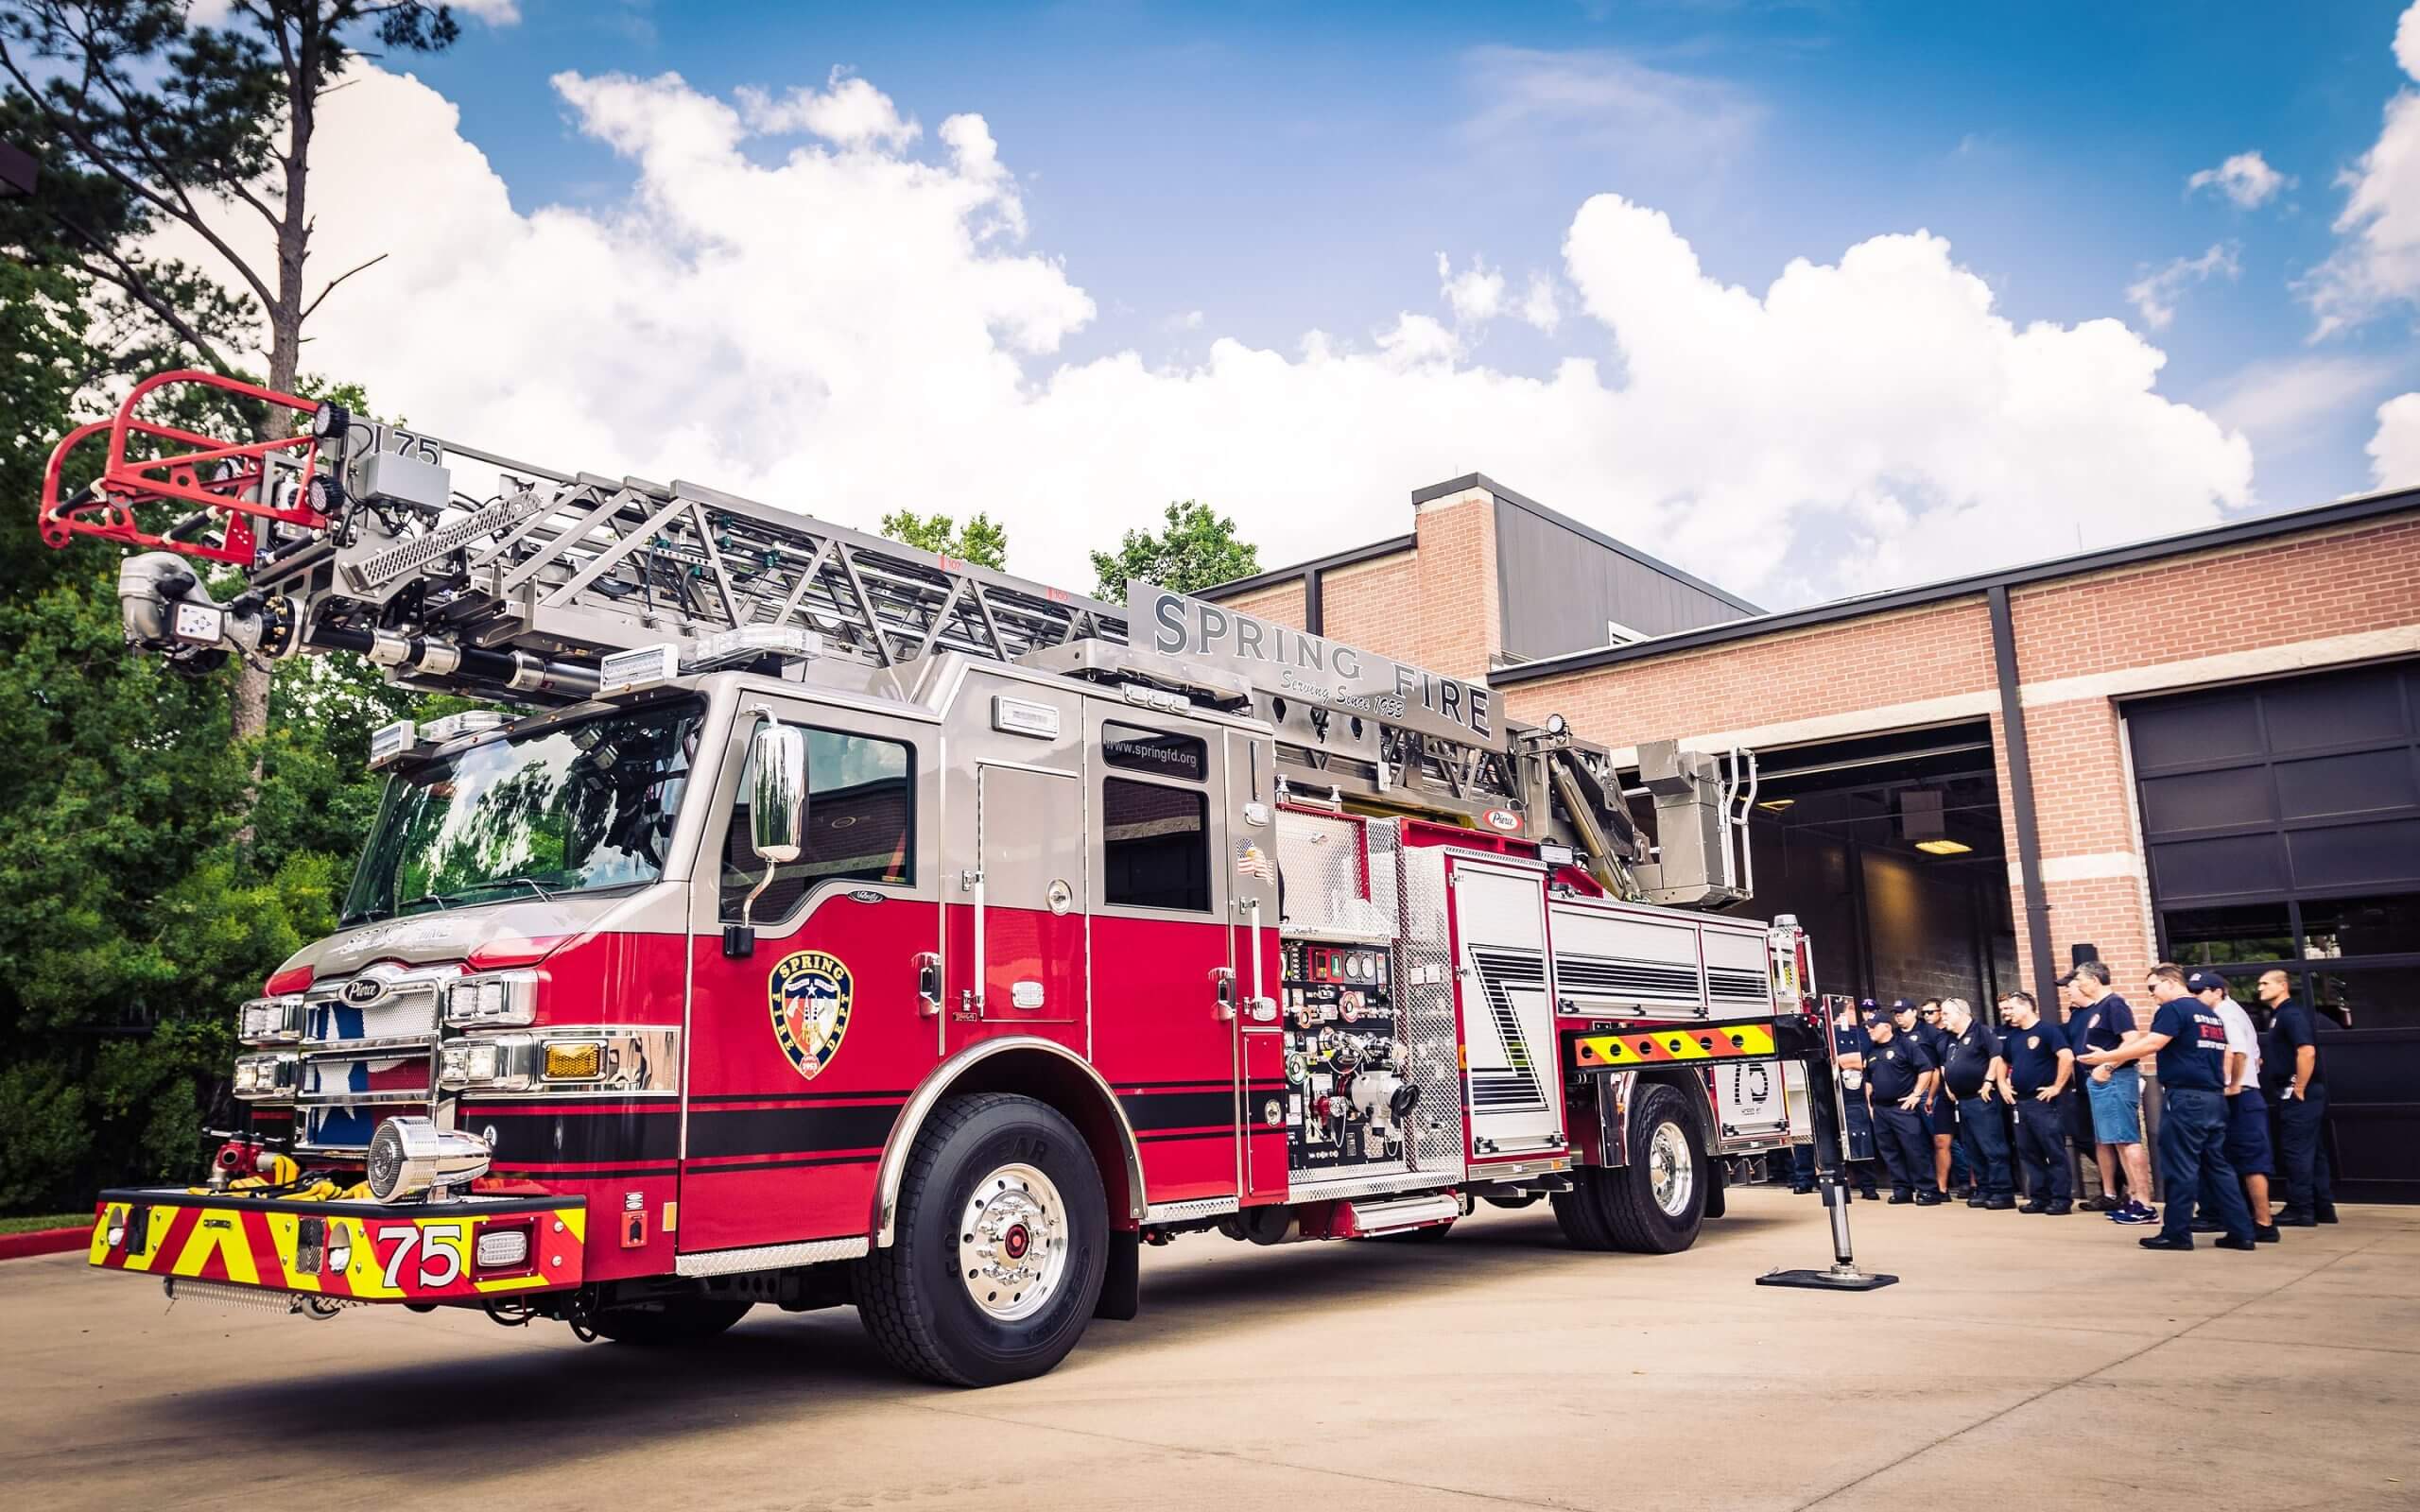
[588,1297,753,1345]
[856,1092,1109,1386]
[1551,1170,1620,1250]
[1601,1083,1708,1254]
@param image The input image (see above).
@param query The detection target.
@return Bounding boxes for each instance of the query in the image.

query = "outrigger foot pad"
[1755,1264,1899,1292]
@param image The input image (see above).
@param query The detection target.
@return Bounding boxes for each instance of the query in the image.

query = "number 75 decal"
[376,1222,465,1290]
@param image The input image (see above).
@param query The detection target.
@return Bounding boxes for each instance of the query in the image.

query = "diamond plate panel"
[1396,843,1465,1178]
[1273,809,1399,942]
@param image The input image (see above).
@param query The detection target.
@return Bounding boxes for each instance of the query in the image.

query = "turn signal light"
[543,1040,602,1079]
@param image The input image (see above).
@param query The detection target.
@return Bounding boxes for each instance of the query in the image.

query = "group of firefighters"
[1789,963,2337,1251]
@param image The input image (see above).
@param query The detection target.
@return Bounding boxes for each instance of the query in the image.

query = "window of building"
[2299,892,2420,960]
[2162,902,2296,967]
[1102,777,1210,911]
[720,727,913,921]
[1102,723,1207,783]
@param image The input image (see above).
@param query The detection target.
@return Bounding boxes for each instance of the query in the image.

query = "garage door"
[2128,660,2420,1204]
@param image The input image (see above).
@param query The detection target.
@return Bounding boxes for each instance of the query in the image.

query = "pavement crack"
[1791,1236,2393,1512]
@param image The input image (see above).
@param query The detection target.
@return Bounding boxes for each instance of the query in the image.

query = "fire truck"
[43,370,1829,1385]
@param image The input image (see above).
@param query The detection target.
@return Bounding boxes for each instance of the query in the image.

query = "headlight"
[439,1034,535,1092]
[238,995,306,1044]
[475,1227,530,1269]
[232,1052,299,1100]
[442,970,538,1027]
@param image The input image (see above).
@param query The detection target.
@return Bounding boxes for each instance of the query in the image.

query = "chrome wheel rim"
[1648,1120,1694,1217]
[958,1162,1068,1322]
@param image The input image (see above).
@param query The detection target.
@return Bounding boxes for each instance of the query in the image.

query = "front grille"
[291,964,455,1153]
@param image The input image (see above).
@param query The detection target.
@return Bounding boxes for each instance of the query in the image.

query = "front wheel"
[855,1092,1109,1386]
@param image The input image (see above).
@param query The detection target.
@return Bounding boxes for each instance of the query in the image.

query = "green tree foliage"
[878,507,1008,570]
[1090,501,1261,600]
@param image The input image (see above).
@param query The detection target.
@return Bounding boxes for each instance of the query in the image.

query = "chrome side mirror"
[727,713,806,958]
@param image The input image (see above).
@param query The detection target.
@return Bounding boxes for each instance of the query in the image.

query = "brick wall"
[1222,578,1305,628]
[1411,490,1502,680]
[1315,550,1421,666]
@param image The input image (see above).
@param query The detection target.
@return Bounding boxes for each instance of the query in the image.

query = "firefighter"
[1939,997,2014,1209]
[1793,1000,1878,1196]
[2187,971,2279,1244]
[2077,963,2256,1252]
[2257,968,2336,1227]
[2067,961,2156,1224]
[1864,1010,1940,1204]
[1996,990,2074,1214]
[1894,998,1956,1198]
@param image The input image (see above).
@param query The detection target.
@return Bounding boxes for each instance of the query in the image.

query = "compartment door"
[974,763,1085,1024]
[1453,861,1564,1158]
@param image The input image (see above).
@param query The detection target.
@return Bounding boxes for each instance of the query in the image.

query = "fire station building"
[1207,474,2420,1202]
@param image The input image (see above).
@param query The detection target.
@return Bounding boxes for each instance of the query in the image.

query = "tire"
[1551,1168,1620,1250]
[1600,1082,1708,1254]
[855,1092,1109,1386]
[588,1297,753,1345]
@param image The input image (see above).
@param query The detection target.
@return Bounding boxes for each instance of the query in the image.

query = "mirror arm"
[727,704,781,959]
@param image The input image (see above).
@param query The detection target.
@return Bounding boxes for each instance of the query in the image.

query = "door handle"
[1210,966,1236,1021]
[915,953,942,1019]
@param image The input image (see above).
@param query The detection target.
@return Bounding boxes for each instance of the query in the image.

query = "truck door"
[969,761,1085,1026]
[1228,729,1288,1204]
[1452,857,1566,1164]
[1084,708,1240,1208]
[679,696,936,1260]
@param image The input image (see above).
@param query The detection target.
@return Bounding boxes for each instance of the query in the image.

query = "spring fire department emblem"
[768,950,854,1080]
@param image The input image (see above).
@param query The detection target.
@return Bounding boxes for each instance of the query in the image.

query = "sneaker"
[2112,1205,2161,1226]
[1983,1195,2016,1211]
[2255,1225,2280,1244]
[2079,1194,2119,1212]
[2137,1234,2193,1251]
[2214,1234,2257,1251]
[1888,1192,1914,1205]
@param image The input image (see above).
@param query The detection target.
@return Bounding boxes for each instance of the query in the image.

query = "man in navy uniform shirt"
[2187,971,2280,1244]
[2257,968,2337,1227]
[1996,990,2074,1213]
[2078,963,2256,1251]
[1895,999,1958,1198]
[2067,961,2156,1224]
[1864,1010,1942,1204]
[1939,998,2014,1208]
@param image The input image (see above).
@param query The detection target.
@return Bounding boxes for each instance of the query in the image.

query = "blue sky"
[225,0,2420,607]
[390,0,2414,518]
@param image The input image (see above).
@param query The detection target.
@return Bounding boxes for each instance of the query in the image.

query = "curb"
[0,1227,91,1261]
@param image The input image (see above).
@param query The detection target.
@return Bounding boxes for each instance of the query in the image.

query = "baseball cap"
[1890,997,1917,1014]
[2187,970,2229,994]
[2054,970,2077,987]
[1858,997,1878,1010]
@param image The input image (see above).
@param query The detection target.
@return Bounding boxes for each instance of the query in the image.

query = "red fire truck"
[44,371,1824,1384]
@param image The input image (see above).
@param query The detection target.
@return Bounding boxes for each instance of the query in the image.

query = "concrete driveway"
[3,1189,2414,1511]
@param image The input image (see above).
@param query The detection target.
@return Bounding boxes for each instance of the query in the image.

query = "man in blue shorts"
[2186,971,2279,1243]
[2078,963,2255,1252]
[2067,961,2155,1224]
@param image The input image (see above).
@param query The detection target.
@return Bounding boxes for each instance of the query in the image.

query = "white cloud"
[2211,353,2402,441]
[1519,271,1562,335]
[738,68,920,150]
[2308,2,2420,335]
[1461,46,1762,166]
[2367,392,2420,486]
[1437,254,1506,325]
[144,66,2253,609]
[2187,151,2291,209]
[2124,243,2239,330]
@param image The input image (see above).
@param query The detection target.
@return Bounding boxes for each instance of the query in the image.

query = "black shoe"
[1858,1188,1880,1201]
[2274,1211,2318,1228]
[2214,1235,2257,1252]
[1914,1191,1945,1206]
[1966,1195,1988,1208]
[2316,1207,2340,1224]
[2043,1203,2074,1215]
[2017,1201,2048,1213]
[2255,1225,2281,1243]
[2138,1234,2194,1251]
[1888,1192,1914,1205]
[2189,1220,2226,1234]
[1790,1183,1816,1195]
[1983,1195,2017,1211]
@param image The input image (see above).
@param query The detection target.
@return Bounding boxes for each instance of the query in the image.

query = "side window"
[720,727,914,921]
[1102,777,1210,912]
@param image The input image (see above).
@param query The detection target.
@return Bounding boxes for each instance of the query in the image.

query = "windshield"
[341,698,706,925]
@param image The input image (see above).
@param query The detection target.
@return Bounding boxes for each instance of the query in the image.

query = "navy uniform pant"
[1956,1093,2013,1199]
[2157,1088,2253,1243]
[2013,1094,2073,1205]
[1872,1104,1931,1195]
[2275,1086,2336,1217]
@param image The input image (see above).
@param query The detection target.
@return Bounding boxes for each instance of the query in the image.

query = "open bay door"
[1452,859,1564,1161]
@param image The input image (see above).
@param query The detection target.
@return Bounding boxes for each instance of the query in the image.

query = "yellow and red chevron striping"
[1572,1021,1778,1069]
[89,1194,585,1301]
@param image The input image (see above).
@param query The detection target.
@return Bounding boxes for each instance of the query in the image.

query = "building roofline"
[1410,472,1764,616]
[1492,485,2420,687]
[1201,533,1417,599]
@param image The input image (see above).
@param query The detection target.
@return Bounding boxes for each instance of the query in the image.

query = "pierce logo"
[768,950,853,1081]
[342,975,389,1006]
[1482,808,1522,833]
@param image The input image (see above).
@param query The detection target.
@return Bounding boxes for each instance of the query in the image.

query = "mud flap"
[1093,1228,1139,1320]
[1704,1160,1728,1219]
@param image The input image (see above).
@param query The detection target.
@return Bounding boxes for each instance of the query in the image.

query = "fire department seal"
[768,950,853,1081]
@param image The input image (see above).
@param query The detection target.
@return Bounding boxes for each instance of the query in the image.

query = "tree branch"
[49,215,240,377]
[299,251,387,322]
